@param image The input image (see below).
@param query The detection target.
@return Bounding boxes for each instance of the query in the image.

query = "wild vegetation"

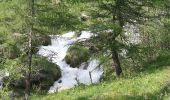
[0,0,170,100]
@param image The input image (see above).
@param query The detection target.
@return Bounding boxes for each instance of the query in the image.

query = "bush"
[65,45,90,68]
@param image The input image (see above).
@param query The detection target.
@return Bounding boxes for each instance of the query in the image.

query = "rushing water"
[0,71,9,89]
[38,31,103,93]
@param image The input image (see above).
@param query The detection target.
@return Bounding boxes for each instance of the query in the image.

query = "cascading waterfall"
[38,31,103,93]
[0,24,140,92]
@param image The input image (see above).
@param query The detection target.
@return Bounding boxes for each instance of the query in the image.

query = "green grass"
[31,52,170,100]
[31,65,170,100]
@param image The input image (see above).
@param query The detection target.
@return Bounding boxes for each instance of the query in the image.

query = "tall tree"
[0,0,81,98]
[25,0,34,99]
[87,0,168,76]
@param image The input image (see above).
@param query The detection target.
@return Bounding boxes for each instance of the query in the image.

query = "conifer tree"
[88,0,169,76]
[0,0,80,98]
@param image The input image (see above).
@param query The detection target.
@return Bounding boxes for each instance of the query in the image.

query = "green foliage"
[0,32,7,44]
[0,32,27,60]
[161,19,170,49]
[2,44,20,59]
[0,0,170,98]
[1,58,24,93]
[34,0,81,34]
[65,45,90,68]
[98,55,116,81]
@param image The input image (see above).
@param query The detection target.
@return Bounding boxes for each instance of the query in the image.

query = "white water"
[38,31,103,93]
[0,71,9,89]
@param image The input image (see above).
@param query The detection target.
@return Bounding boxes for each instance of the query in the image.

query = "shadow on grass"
[76,96,90,100]
[121,50,170,79]
[139,50,170,73]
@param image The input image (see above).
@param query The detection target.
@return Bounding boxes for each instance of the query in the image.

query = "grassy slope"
[31,65,170,100]
[31,2,170,99]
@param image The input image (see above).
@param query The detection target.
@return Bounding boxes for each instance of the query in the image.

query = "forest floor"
[31,55,170,100]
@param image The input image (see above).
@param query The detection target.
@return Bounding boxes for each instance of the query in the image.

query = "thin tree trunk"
[111,48,122,76]
[25,0,34,99]
[25,30,32,99]
[89,71,92,84]
[110,0,123,76]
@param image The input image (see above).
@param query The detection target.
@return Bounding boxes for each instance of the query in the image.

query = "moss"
[2,43,20,59]
[31,56,61,90]
[65,45,90,68]
[4,56,61,91]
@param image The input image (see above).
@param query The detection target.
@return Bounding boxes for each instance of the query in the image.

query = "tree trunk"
[89,71,92,84]
[25,77,30,99]
[111,48,122,76]
[25,0,34,99]
[25,30,32,99]
[110,0,123,76]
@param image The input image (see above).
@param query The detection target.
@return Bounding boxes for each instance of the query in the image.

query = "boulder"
[31,56,61,90]
[65,45,90,68]
[32,34,51,54]
[80,13,89,22]
[5,56,61,91]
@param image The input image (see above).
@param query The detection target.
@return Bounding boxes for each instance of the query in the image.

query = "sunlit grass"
[31,65,170,100]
